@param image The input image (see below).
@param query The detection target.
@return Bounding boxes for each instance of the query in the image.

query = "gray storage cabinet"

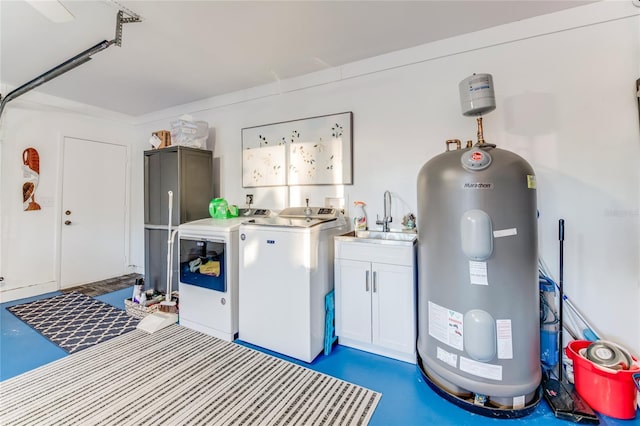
[144,146,214,292]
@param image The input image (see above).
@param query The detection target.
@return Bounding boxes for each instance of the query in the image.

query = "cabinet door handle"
[365,270,370,292]
[373,271,377,293]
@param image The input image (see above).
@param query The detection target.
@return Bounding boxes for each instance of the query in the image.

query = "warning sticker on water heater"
[437,346,458,368]
[428,301,464,351]
[493,228,517,238]
[496,319,514,359]
[460,356,503,381]
[469,261,488,285]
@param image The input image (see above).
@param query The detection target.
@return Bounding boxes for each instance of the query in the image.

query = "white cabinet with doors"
[334,235,417,363]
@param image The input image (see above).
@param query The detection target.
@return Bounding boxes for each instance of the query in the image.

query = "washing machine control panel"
[279,206,339,219]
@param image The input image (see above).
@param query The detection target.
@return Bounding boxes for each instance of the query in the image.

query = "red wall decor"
[22,147,41,211]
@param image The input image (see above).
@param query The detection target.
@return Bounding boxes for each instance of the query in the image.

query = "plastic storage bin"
[566,340,639,420]
[170,119,208,149]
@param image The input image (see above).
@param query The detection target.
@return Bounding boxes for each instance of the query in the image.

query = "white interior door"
[60,137,127,288]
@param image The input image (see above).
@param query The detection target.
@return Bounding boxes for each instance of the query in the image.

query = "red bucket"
[566,340,639,420]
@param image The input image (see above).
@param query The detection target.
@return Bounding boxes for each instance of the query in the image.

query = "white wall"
[0,96,136,301]
[133,2,640,353]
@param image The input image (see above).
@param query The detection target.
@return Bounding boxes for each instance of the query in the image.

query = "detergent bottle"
[209,198,229,218]
[353,201,367,231]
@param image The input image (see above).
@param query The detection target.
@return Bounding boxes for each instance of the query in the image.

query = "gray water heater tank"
[416,143,541,413]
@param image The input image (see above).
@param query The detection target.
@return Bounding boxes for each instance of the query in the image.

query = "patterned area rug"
[0,325,381,425]
[7,291,139,353]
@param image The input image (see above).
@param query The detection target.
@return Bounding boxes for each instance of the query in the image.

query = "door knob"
[64,220,72,225]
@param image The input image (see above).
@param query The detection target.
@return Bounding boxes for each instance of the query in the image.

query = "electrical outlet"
[246,194,254,205]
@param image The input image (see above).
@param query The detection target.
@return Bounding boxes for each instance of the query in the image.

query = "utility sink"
[337,230,417,245]
[356,230,417,242]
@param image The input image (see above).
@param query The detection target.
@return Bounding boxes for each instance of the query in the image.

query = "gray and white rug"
[0,325,381,425]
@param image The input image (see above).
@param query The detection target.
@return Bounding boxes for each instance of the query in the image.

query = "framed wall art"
[242,111,353,187]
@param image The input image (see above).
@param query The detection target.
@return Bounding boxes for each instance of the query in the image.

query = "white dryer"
[238,207,348,362]
[178,208,270,341]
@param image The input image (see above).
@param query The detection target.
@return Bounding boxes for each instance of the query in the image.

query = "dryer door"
[179,237,227,292]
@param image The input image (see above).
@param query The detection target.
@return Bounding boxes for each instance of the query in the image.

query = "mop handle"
[166,191,174,301]
[558,219,565,382]
[167,191,174,230]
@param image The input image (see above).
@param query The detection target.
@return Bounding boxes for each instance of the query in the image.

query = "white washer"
[178,209,270,341]
[238,207,348,362]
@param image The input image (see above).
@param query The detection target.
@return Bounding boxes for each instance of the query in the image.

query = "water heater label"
[513,396,525,410]
[469,261,488,285]
[428,301,464,351]
[459,356,503,381]
[496,319,514,359]
[527,175,536,189]
[463,182,493,189]
[436,346,458,368]
[493,228,517,238]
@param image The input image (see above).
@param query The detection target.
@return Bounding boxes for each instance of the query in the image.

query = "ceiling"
[1,0,595,117]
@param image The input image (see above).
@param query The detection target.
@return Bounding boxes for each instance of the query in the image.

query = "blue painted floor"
[1,287,637,425]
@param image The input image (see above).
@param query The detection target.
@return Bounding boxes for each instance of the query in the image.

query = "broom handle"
[558,219,565,382]
[166,191,174,301]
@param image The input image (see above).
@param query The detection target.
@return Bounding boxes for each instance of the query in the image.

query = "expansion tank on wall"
[416,74,541,417]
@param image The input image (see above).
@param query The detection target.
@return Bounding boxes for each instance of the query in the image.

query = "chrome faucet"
[304,197,312,218]
[376,190,392,232]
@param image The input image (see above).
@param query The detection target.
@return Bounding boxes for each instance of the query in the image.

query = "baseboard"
[0,281,59,304]
[338,338,417,364]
